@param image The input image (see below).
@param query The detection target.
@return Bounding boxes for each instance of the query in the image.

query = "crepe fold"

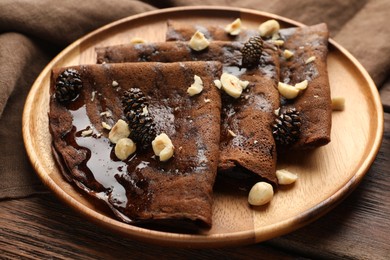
[96,40,280,185]
[49,61,222,230]
[165,21,332,151]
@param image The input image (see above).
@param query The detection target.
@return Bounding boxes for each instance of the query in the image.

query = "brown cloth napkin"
[1,0,389,199]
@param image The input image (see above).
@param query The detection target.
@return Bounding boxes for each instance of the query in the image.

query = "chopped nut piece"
[115,138,136,160]
[295,80,308,90]
[224,18,242,35]
[130,37,146,44]
[274,107,280,116]
[91,91,97,102]
[187,75,203,96]
[112,80,119,87]
[272,40,284,46]
[228,129,237,137]
[81,129,93,137]
[305,56,316,64]
[239,80,250,89]
[283,49,294,59]
[220,73,244,98]
[332,97,345,111]
[278,82,300,99]
[204,98,211,103]
[258,19,280,37]
[214,79,222,89]
[276,169,298,185]
[248,182,274,206]
[189,31,210,51]
[109,119,130,144]
[100,111,112,117]
[102,122,112,130]
[141,106,149,116]
[152,133,174,162]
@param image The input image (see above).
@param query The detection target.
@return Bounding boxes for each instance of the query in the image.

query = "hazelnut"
[102,122,112,130]
[220,73,244,98]
[331,97,345,111]
[248,182,274,206]
[224,18,242,35]
[305,56,316,64]
[115,138,136,160]
[189,31,210,51]
[187,75,203,96]
[152,133,174,162]
[294,80,308,90]
[276,169,298,185]
[214,79,222,89]
[258,19,280,37]
[108,119,130,144]
[278,82,300,99]
[283,49,294,59]
[81,129,93,137]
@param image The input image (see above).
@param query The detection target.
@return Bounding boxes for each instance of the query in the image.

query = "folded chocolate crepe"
[96,41,280,186]
[49,61,222,229]
[166,21,332,150]
[278,23,331,149]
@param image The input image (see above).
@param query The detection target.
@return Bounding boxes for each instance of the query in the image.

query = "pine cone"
[272,107,301,146]
[122,89,156,150]
[241,36,264,68]
[55,68,82,103]
[122,88,148,115]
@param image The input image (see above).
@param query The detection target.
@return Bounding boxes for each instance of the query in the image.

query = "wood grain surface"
[21,7,383,247]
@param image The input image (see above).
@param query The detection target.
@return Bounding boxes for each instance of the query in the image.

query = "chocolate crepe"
[165,21,332,150]
[49,61,222,229]
[96,41,280,185]
[278,23,331,149]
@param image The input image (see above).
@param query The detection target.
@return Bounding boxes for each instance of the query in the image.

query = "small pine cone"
[122,88,148,115]
[122,90,156,150]
[241,36,264,68]
[55,68,83,103]
[272,107,301,146]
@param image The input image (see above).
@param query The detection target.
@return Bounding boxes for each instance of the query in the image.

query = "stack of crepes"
[49,18,331,231]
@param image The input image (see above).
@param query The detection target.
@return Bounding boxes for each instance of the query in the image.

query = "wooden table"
[0,82,388,259]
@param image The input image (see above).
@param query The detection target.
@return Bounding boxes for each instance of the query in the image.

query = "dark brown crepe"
[165,21,332,150]
[49,61,222,229]
[278,23,331,149]
[96,41,280,186]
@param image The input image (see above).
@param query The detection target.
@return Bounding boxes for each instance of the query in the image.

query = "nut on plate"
[248,182,274,206]
[276,169,298,185]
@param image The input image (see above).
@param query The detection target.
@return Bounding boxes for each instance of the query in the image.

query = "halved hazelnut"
[276,169,298,185]
[258,19,280,37]
[115,138,136,160]
[278,82,300,99]
[189,31,210,51]
[152,133,174,162]
[108,119,130,144]
[224,18,242,36]
[187,75,203,96]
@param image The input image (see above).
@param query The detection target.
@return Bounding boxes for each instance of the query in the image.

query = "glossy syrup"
[63,94,152,218]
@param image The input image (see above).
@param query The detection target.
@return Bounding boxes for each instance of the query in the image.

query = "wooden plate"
[22,6,384,247]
